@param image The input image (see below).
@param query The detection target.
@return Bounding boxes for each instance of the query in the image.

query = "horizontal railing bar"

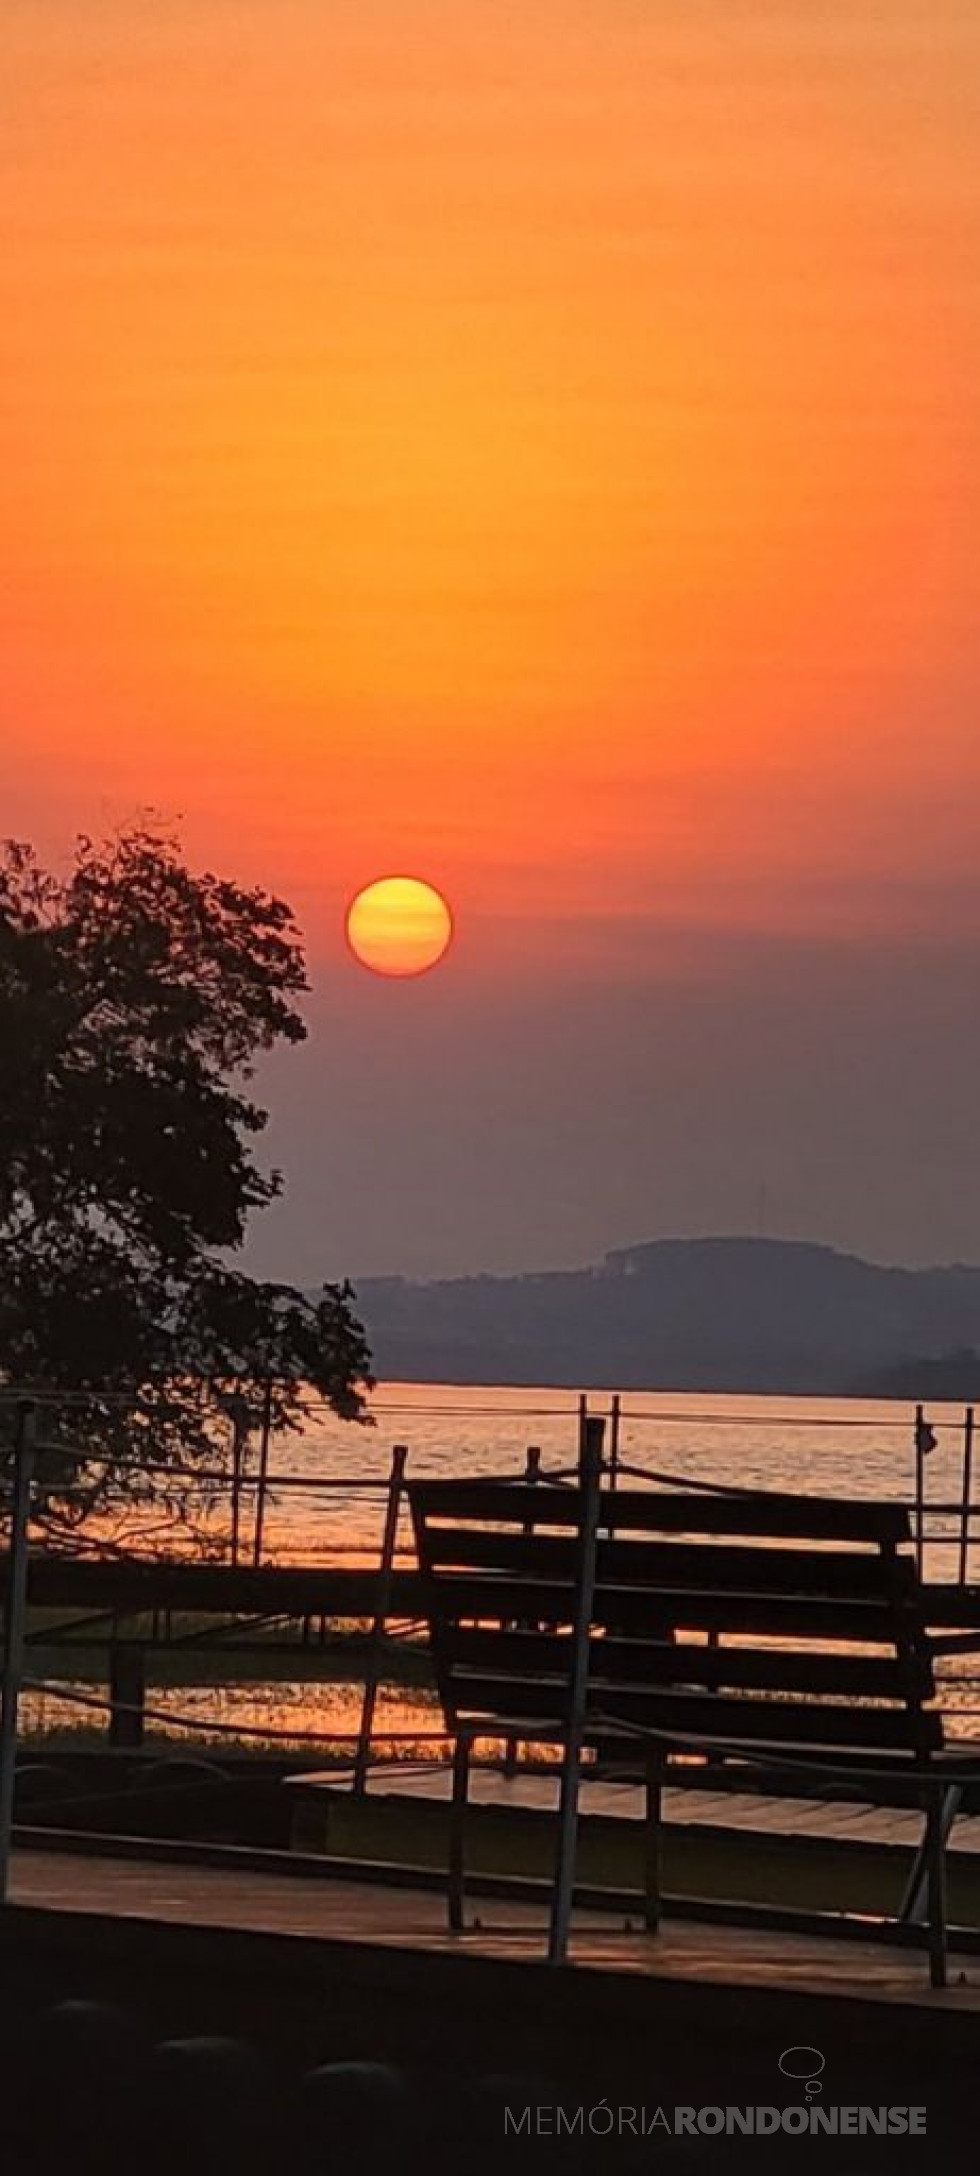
[0,1388,949,1431]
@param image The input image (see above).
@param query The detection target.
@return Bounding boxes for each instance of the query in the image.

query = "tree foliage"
[0,825,372,1542]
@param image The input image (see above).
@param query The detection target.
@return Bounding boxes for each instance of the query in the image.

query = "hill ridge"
[346,1236,980,1394]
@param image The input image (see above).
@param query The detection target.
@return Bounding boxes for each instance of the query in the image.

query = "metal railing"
[5,1384,980,1857]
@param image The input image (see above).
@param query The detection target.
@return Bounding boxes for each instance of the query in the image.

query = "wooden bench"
[409,1454,979,1984]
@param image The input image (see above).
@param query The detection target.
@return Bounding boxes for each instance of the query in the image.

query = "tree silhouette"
[0,824,372,1542]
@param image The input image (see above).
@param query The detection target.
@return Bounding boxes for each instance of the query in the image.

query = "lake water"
[227,1380,970,1569]
[27,1382,980,1755]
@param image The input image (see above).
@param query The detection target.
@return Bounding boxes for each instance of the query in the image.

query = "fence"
[3,1381,975,1575]
[3,1385,980,1853]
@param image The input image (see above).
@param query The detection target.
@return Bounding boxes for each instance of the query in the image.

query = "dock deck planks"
[8,1843,980,2009]
[289,1762,980,1857]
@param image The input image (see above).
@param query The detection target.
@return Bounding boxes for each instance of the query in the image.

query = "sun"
[345,875,454,978]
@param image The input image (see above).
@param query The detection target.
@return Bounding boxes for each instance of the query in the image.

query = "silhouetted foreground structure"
[410,1469,980,1981]
[6,1408,980,2167]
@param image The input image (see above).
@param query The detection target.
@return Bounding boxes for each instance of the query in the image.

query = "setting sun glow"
[3,2,978,982]
[345,877,454,979]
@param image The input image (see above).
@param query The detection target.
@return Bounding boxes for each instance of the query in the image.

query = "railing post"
[548,1414,604,1966]
[352,1444,408,1795]
[252,1380,274,1569]
[503,1445,542,1778]
[109,1642,146,1749]
[0,1400,37,1902]
[229,1399,247,1569]
[915,1403,925,1581]
[958,1406,975,1587]
[608,1394,621,1493]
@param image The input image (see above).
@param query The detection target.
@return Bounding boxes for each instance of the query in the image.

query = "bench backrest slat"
[449,1626,932,1701]
[419,1529,913,1602]
[424,1572,918,1646]
[448,1673,942,1753]
[411,1481,912,1546]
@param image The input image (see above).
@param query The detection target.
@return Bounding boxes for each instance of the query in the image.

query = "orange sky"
[3,0,978,980]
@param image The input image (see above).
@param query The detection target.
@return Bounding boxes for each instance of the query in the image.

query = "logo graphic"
[779,2047,826,2103]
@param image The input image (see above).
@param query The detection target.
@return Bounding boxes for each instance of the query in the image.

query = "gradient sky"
[3,2,979,1280]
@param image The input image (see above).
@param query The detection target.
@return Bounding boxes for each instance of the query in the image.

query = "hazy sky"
[3,2,979,1280]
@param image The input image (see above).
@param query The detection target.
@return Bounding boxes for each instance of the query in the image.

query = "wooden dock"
[8,1843,980,2007]
[13,1550,980,1633]
[2,1832,979,2165]
[289,1759,980,1853]
[286,1762,980,1926]
[15,1553,428,1619]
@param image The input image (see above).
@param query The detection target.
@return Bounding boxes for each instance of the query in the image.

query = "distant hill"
[351,1238,980,1394]
[853,1348,980,1402]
